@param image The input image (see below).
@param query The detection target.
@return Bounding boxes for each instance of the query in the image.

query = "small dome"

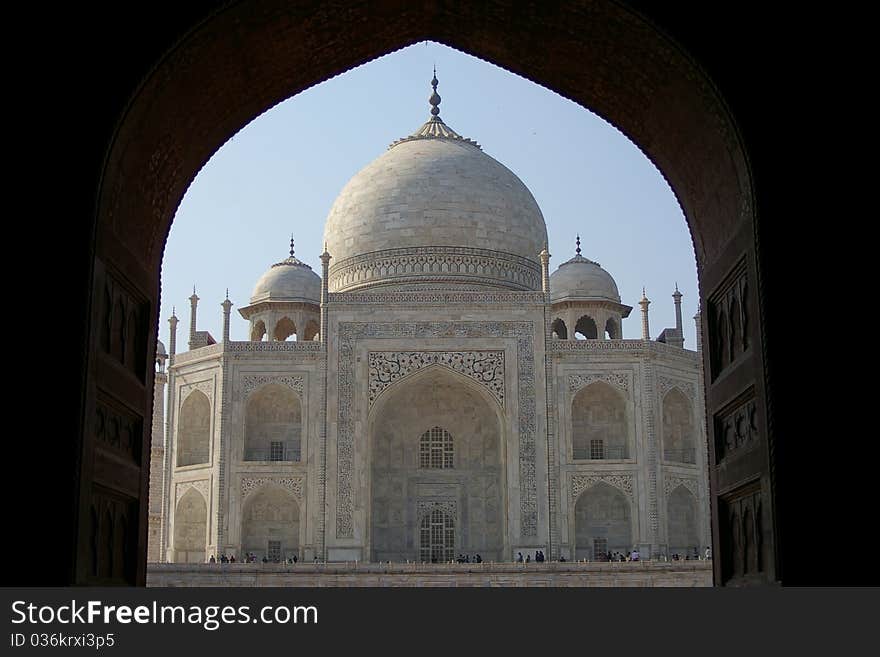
[550,253,620,303]
[251,253,321,304]
[156,339,167,356]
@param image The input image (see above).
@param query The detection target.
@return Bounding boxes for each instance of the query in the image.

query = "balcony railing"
[573,446,626,460]
[663,448,696,464]
[244,447,301,462]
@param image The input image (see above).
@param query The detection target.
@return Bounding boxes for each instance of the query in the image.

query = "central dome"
[323,76,548,292]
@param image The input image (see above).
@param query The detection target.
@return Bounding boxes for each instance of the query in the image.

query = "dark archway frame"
[79,0,778,586]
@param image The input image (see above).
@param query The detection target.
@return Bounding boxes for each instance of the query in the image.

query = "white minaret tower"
[188,286,199,350]
[221,290,233,344]
[639,287,651,340]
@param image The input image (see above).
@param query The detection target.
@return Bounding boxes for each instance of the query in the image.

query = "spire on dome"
[271,234,310,269]
[290,234,295,258]
[389,72,481,150]
[576,234,581,256]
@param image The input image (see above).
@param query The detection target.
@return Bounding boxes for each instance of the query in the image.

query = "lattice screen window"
[593,537,607,560]
[267,540,281,563]
[419,427,454,469]
[270,441,284,461]
[419,508,455,563]
[590,439,605,460]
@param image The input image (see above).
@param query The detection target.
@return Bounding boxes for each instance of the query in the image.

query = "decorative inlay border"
[571,473,634,502]
[329,291,546,305]
[225,341,323,353]
[240,476,304,502]
[369,351,504,407]
[416,499,459,521]
[568,372,629,394]
[336,321,537,538]
[328,246,542,293]
[242,375,304,397]
[664,475,698,498]
[658,375,696,401]
[175,479,209,504]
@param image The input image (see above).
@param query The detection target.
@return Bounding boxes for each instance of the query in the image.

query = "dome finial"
[575,234,581,256]
[289,234,295,258]
[429,68,441,117]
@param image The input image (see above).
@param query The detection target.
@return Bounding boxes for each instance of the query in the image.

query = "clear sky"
[160,41,699,349]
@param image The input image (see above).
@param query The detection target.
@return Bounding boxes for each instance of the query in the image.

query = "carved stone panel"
[664,475,699,498]
[416,499,459,521]
[714,389,759,463]
[242,375,304,397]
[369,351,504,407]
[241,476,304,502]
[571,473,635,502]
[657,376,696,402]
[99,274,149,382]
[568,372,630,395]
[175,479,209,505]
[95,398,143,465]
[707,259,749,380]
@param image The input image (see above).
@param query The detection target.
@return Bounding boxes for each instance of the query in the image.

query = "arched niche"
[244,383,301,462]
[251,319,267,342]
[273,316,296,341]
[173,488,207,563]
[667,485,699,557]
[662,388,695,463]
[574,482,632,560]
[177,390,210,466]
[605,317,619,340]
[551,317,568,339]
[369,366,505,563]
[575,315,598,340]
[240,486,300,562]
[571,382,628,460]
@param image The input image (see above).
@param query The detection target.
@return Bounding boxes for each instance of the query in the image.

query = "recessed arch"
[369,365,506,563]
[667,485,699,557]
[177,389,210,466]
[574,482,632,560]
[244,383,301,462]
[251,319,267,342]
[571,381,628,460]
[662,387,695,463]
[240,485,300,562]
[173,488,207,563]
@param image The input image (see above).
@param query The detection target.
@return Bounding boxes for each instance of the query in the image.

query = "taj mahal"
[146,75,710,570]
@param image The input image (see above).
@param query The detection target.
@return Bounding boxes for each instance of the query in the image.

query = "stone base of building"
[147,561,712,587]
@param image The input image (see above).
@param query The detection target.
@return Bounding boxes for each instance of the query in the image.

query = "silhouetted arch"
[551,318,568,339]
[251,319,266,342]
[575,315,598,340]
[605,317,619,340]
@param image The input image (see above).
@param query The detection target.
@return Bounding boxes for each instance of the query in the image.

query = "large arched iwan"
[85,0,775,585]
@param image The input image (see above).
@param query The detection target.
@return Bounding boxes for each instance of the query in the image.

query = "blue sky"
[160,41,698,348]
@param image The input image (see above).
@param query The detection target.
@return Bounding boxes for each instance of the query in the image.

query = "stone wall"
[147,561,711,587]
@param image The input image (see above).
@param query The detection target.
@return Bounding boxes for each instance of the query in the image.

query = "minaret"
[221,289,232,344]
[168,308,178,361]
[639,287,651,340]
[673,283,684,343]
[320,243,331,345]
[188,286,199,350]
[694,311,703,354]
[539,243,551,297]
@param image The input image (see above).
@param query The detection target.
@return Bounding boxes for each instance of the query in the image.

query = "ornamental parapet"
[548,339,698,360]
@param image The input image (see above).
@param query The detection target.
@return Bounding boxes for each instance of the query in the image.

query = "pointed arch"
[240,484,300,562]
[273,316,297,341]
[177,389,210,466]
[551,317,568,339]
[572,381,627,460]
[173,487,207,563]
[574,481,632,560]
[575,315,598,340]
[244,383,301,462]
[667,485,699,557]
[250,319,267,342]
[662,387,695,463]
[605,317,619,340]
